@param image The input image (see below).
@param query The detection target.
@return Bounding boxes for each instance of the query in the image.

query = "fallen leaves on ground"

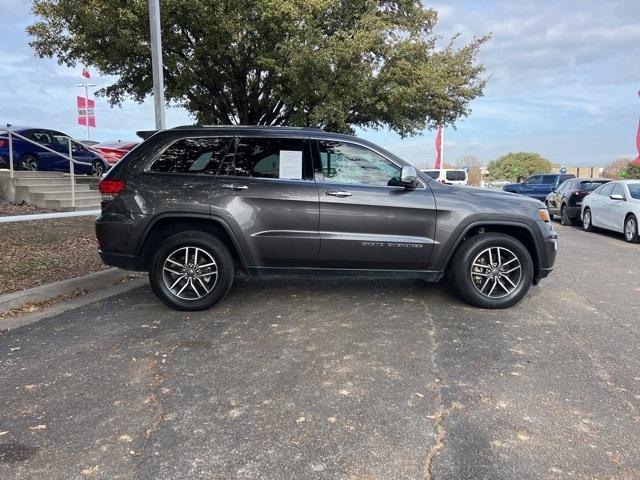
[0,214,106,295]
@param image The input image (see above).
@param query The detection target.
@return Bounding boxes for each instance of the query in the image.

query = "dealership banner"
[77,96,96,127]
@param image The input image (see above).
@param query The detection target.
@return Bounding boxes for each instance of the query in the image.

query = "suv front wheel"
[149,231,235,311]
[450,233,534,309]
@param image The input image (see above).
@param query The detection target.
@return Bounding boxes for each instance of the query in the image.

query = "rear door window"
[31,130,53,144]
[423,170,440,179]
[151,137,234,174]
[222,137,312,180]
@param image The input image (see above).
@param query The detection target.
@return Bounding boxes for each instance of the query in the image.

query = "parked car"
[503,173,575,202]
[0,127,109,176]
[90,141,139,165]
[96,126,557,311]
[545,177,612,225]
[421,168,468,185]
[581,180,640,243]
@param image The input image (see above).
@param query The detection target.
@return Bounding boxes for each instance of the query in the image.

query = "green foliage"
[620,161,640,179]
[27,0,488,135]
[487,152,552,181]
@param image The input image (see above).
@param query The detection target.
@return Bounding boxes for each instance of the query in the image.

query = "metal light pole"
[76,81,96,140]
[149,0,166,130]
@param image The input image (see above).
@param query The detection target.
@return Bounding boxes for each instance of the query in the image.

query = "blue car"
[0,126,109,176]
[502,173,575,202]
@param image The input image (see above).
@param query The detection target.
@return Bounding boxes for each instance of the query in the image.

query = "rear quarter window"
[150,137,233,174]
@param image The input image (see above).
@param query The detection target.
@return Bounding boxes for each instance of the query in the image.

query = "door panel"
[211,136,320,268]
[318,184,437,269]
[211,177,320,267]
[591,184,613,227]
[606,184,627,232]
[314,140,436,270]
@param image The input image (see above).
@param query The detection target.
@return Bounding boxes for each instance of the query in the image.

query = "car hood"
[442,184,545,214]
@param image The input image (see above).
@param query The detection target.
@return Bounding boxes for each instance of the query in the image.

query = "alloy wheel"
[92,162,105,176]
[22,157,38,171]
[583,210,591,230]
[162,246,218,301]
[626,217,637,241]
[470,246,522,299]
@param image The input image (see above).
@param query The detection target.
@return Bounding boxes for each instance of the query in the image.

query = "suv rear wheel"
[149,231,234,311]
[450,233,534,309]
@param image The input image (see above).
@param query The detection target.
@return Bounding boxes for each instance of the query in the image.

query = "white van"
[421,169,469,185]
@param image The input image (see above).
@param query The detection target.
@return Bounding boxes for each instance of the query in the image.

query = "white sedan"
[581,180,640,243]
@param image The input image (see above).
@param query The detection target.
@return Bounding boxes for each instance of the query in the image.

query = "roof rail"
[171,124,326,132]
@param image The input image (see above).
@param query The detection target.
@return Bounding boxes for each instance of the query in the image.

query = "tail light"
[0,139,5,148]
[99,179,125,200]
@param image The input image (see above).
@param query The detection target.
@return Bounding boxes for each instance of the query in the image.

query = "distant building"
[550,164,604,178]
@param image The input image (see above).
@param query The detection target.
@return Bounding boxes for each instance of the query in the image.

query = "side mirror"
[400,165,418,189]
[610,193,625,201]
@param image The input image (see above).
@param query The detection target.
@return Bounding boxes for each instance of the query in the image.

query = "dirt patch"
[0,215,107,295]
[0,200,56,217]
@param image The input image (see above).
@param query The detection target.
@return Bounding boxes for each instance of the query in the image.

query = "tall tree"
[28,0,488,135]
[487,152,552,182]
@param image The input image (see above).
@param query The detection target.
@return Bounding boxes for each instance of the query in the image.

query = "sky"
[1,0,639,168]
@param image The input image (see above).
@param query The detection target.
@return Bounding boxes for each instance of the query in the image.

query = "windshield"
[423,170,440,179]
[628,184,640,200]
[579,180,609,191]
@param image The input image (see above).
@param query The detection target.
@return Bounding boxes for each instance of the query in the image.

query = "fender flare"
[434,217,543,273]
[136,212,248,268]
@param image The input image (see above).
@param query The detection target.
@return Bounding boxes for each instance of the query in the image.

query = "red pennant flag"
[434,125,443,169]
[82,68,91,79]
[636,91,640,165]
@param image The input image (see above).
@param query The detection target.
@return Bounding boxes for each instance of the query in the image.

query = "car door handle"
[325,190,352,197]
[221,184,248,191]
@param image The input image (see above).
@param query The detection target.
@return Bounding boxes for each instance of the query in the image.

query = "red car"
[90,141,138,165]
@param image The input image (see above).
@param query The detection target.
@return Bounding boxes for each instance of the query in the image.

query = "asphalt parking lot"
[1,222,639,479]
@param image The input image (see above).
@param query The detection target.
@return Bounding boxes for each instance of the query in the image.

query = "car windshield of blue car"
[628,184,640,200]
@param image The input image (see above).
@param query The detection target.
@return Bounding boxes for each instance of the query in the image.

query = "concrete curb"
[0,268,134,313]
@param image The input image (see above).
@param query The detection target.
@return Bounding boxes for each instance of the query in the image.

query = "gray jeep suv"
[96,126,557,310]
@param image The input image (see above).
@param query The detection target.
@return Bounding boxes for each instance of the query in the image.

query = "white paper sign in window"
[279,150,303,180]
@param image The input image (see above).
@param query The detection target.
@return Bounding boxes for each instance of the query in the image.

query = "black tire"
[450,233,534,309]
[582,208,594,232]
[560,204,573,226]
[19,155,39,171]
[92,160,106,177]
[624,214,640,243]
[149,231,235,311]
